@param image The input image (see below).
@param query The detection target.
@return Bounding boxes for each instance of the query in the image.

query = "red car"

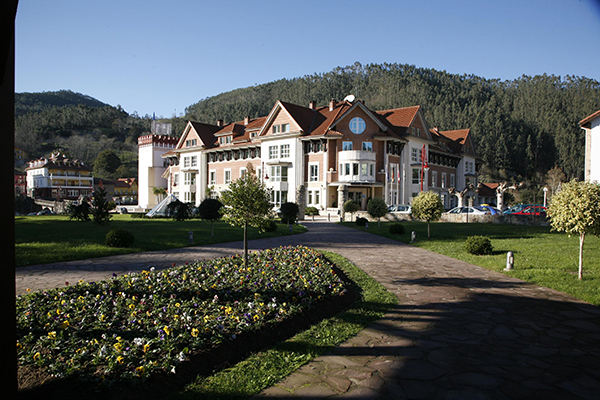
[512,206,547,216]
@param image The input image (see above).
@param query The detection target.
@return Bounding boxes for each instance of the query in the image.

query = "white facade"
[581,111,600,183]
[138,135,178,210]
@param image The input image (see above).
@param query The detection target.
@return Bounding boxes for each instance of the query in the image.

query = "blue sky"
[15,0,600,119]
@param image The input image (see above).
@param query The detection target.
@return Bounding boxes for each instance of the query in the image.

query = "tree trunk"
[579,232,585,280]
[427,221,431,239]
[243,222,249,269]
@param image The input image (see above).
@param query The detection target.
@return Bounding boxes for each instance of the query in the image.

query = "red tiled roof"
[376,105,420,128]
[580,109,600,128]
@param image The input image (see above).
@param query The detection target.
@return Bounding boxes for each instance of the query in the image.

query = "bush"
[105,229,135,248]
[389,223,405,235]
[465,236,493,255]
[305,206,319,216]
[356,217,368,226]
[264,220,278,232]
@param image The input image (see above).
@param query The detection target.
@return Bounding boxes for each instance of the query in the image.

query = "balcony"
[338,150,376,163]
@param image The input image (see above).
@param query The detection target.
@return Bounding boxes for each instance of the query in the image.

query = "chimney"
[244,116,250,125]
[309,101,316,110]
[329,99,337,111]
[217,119,224,127]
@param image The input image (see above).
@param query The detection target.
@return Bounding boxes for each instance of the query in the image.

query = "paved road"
[16,221,600,399]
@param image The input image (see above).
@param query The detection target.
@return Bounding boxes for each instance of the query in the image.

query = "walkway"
[15,221,600,399]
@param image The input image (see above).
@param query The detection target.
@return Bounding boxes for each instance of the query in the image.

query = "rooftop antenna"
[343,94,356,103]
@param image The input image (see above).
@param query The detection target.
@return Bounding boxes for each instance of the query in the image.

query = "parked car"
[36,209,55,215]
[446,206,491,215]
[388,204,411,214]
[479,205,501,215]
[503,204,536,214]
[511,206,547,216]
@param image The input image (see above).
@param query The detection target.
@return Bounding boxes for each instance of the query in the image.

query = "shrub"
[305,206,319,216]
[389,223,405,235]
[264,220,278,232]
[105,229,135,248]
[356,217,368,226]
[465,236,493,255]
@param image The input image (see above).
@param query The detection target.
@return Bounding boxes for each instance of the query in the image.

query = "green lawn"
[343,220,600,306]
[15,215,307,267]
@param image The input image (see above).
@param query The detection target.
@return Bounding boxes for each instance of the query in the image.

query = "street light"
[420,144,429,192]
[543,187,548,207]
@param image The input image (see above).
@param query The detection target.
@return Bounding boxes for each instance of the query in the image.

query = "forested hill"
[185,62,600,180]
[15,90,110,116]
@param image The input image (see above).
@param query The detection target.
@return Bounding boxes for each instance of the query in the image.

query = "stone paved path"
[16,220,600,399]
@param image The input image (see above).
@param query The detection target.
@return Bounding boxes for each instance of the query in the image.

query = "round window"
[349,117,366,134]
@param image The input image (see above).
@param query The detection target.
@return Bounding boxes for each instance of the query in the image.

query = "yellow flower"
[114,342,123,351]
[143,344,150,353]
[117,355,124,364]
[225,307,233,314]
[33,352,41,361]
[164,326,171,336]
[60,320,70,329]
[253,315,259,321]
[48,331,56,339]
[135,366,144,376]
[191,328,199,337]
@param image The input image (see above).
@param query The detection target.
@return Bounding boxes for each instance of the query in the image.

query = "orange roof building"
[142,98,478,213]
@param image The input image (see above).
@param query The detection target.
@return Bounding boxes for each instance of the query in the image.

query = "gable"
[259,101,306,138]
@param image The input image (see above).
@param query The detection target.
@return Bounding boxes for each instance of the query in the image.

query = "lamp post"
[543,187,548,207]
[420,144,429,192]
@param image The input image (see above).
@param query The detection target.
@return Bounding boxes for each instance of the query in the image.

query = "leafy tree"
[547,180,600,280]
[94,149,122,178]
[367,197,388,227]
[280,202,299,225]
[220,164,272,268]
[166,200,192,221]
[304,206,319,221]
[91,184,113,225]
[411,191,444,238]
[68,199,91,222]
[153,187,167,204]
[343,199,360,221]
[198,198,223,237]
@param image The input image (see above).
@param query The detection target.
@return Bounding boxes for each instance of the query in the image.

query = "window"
[269,145,278,159]
[191,156,197,167]
[353,163,359,176]
[271,190,287,206]
[370,164,374,176]
[186,139,197,147]
[272,125,281,134]
[343,141,353,151]
[307,189,320,206]
[412,168,420,184]
[450,173,456,187]
[209,171,216,185]
[411,147,423,163]
[431,171,437,187]
[345,163,350,176]
[280,144,290,158]
[281,123,290,133]
[362,142,373,151]
[441,172,447,189]
[184,172,196,185]
[174,173,179,186]
[309,164,319,182]
[269,165,288,182]
[349,117,366,134]
[240,167,247,178]
[183,157,190,168]
[225,170,231,184]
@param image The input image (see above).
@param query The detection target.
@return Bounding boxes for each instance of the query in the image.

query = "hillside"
[15,90,110,116]
[185,62,600,180]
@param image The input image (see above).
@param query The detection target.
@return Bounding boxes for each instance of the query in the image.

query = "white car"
[446,206,490,215]
[388,204,411,214]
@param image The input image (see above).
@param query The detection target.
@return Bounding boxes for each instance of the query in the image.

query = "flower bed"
[17,245,349,392]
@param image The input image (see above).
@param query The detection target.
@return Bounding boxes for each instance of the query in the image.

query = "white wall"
[589,118,600,183]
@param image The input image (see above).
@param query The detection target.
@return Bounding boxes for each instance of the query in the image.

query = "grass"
[15,215,307,267]
[343,220,600,306]
[176,251,397,399]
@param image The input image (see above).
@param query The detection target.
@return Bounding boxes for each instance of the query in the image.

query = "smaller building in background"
[14,170,26,196]
[580,109,600,183]
[15,147,28,167]
[26,152,93,200]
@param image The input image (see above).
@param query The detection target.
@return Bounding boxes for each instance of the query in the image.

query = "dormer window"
[186,139,197,147]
